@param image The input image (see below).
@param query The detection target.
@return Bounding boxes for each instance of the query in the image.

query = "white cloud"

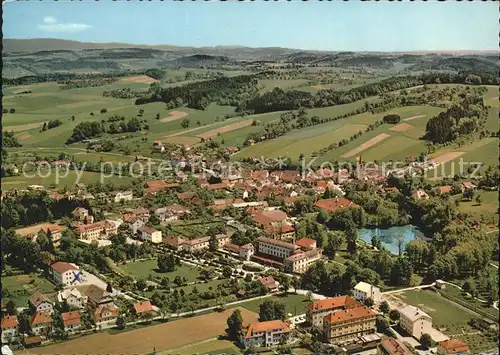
[43,16,57,24]
[38,17,92,33]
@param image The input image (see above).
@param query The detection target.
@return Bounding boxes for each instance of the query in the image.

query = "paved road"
[381,283,435,295]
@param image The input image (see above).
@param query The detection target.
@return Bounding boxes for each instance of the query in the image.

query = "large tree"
[226,309,243,341]
[259,300,286,321]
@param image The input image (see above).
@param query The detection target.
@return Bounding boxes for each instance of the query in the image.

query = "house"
[183,236,211,253]
[28,292,54,315]
[84,285,114,308]
[133,301,154,316]
[154,204,187,222]
[50,261,80,286]
[243,320,292,348]
[412,189,429,200]
[284,249,322,274]
[94,305,118,326]
[295,238,317,251]
[239,243,255,261]
[1,315,19,344]
[114,191,133,203]
[353,281,381,304]
[461,182,477,191]
[144,180,179,194]
[57,288,88,309]
[378,337,413,355]
[61,311,81,333]
[314,197,358,213]
[138,226,162,244]
[256,236,299,259]
[163,235,186,251]
[72,207,90,222]
[307,296,359,328]
[438,185,453,195]
[437,339,471,354]
[38,225,63,245]
[399,305,433,339]
[258,276,279,291]
[263,223,295,240]
[126,216,146,235]
[323,305,377,344]
[31,312,52,337]
[211,234,231,249]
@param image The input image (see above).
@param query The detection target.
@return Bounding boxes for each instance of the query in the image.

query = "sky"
[3,1,498,51]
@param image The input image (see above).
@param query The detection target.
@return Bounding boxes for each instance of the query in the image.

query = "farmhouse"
[352,281,381,304]
[398,305,433,339]
[243,320,292,348]
[50,261,80,286]
[61,311,81,333]
[31,312,52,337]
[315,197,358,213]
[323,305,377,344]
[307,296,359,328]
[28,292,54,315]
[94,305,118,326]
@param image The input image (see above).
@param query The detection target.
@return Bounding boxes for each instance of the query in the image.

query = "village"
[2,158,498,355]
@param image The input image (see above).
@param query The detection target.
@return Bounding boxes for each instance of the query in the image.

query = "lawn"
[118,259,201,282]
[2,274,57,306]
[454,190,499,225]
[239,293,310,317]
[395,289,475,335]
[438,284,499,321]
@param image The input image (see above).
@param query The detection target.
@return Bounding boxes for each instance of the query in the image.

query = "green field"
[159,339,241,355]
[119,259,201,282]
[239,293,310,317]
[3,274,57,306]
[455,190,499,225]
[396,289,475,335]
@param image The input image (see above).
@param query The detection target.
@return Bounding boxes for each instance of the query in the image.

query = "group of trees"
[3,131,21,147]
[103,88,147,99]
[67,121,104,144]
[42,119,63,131]
[58,78,116,90]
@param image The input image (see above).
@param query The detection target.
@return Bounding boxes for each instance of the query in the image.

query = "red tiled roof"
[439,185,453,194]
[51,261,78,274]
[207,182,229,190]
[252,210,288,226]
[134,301,153,314]
[257,236,297,250]
[1,315,18,328]
[94,305,118,322]
[163,235,185,247]
[323,305,376,324]
[245,320,291,339]
[62,311,80,326]
[138,226,158,234]
[177,191,196,200]
[184,236,211,246]
[295,238,316,249]
[309,296,358,312]
[258,276,279,289]
[379,338,413,355]
[439,339,470,354]
[314,198,358,212]
[224,243,241,252]
[31,312,52,326]
[39,224,62,234]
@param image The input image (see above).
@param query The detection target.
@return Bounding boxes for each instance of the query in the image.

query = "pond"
[357,225,426,255]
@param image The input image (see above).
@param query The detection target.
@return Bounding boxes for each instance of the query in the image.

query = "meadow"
[118,259,201,282]
[239,293,310,317]
[3,274,57,306]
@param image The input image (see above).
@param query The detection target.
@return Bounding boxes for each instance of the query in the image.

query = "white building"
[57,288,88,309]
[138,226,162,244]
[256,236,299,259]
[50,261,80,287]
[284,249,322,274]
[353,281,381,304]
[239,243,255,261]
[399,305,433,339]
[31,312,52,338]
[114,191,133,203]
[243,320,292,348]
[1,316,18,344]
[28,292,54,315]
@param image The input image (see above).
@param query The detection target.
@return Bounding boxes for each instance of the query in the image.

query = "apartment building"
[284,248,322,274]
[76,220,117,241]
[256,236,299,259]
[399,305,433,339]
[138,226,162,244]
[323,305,377,344]
[50,261,80,286]
[243,320,292,348]
[307,296,359,328]
[353,281,381,304]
